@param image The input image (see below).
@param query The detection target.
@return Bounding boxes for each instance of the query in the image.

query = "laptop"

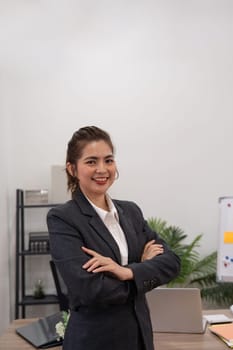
[16,312,63,348]
[146,287,207,333]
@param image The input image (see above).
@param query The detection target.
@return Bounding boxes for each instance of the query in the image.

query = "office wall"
[1,0,233,334]
[0,104,10,333]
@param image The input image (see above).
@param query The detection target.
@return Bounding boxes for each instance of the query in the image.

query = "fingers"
[150,244,164,254]
[83,257,117,274]
[143,241,163,255]
[143,240,155,254]
[82,257,102,272]
[81,246,99,257]
[82,246,114,273]
[144,239,156,248]
[82,246,103,272]
[144,240,163,251]
[81,246,132,280]
[141,240,164,261]
[89,265,111,274]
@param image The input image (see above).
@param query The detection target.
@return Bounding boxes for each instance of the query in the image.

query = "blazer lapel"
[74,189,122,264]
[114,202,140,263]
[89,216,122,263]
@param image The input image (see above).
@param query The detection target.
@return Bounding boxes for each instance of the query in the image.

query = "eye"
[86,160,96,165]
[105,158,114,164]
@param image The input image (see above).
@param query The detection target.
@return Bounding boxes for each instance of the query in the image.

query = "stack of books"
[29,232,50,253]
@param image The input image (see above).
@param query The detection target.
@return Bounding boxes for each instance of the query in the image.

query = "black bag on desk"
[16,312,63,348]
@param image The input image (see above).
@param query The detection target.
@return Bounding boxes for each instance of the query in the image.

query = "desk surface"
[0,310,232,350]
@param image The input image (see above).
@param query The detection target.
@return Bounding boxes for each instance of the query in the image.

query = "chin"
[94,184,111,193]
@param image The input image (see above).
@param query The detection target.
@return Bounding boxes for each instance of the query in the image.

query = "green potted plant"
[147,217,233,307]
[33,279,45,299]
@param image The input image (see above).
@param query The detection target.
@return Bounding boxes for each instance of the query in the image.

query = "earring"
[115,169,119,180]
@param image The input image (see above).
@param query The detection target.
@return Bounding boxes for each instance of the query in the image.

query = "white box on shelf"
[50,165,71,204]
[24,190,48,205]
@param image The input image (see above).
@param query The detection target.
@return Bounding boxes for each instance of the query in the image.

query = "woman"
[47,126,180,350]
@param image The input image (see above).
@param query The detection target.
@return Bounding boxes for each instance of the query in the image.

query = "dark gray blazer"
[47,189,180,350]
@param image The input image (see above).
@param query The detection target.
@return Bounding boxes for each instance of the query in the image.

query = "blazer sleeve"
[124,203,181,294]
[47,208,132,309]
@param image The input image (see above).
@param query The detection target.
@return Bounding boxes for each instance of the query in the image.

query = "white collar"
[86,194,119,222]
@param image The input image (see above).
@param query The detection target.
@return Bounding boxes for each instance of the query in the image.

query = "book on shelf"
[209,323,233,348]
[28,232,50,253]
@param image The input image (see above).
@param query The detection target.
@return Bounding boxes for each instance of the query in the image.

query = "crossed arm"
[82,239,164,281]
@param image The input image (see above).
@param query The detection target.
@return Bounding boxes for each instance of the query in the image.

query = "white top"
[86,195,128,266]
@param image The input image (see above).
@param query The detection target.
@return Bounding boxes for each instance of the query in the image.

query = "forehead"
[80,140,113,158]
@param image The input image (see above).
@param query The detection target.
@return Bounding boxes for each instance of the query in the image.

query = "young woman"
[47,126,180,350]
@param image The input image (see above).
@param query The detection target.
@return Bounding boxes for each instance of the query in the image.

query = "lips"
[92,177,109,185]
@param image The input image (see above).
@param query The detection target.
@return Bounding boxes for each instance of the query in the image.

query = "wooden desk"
[154,309,233,350]
[0,310,232,350]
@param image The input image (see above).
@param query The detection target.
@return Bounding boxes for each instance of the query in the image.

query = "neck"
[84,192,109,211]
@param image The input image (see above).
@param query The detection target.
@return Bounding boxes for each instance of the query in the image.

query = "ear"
[66,162,76,177]
[115,168,119,179]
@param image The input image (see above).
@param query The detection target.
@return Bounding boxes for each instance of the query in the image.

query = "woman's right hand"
[141,240,164,262]
[82,246,134,281]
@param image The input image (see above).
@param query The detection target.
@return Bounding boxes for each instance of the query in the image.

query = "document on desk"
[209,323,233,348]
[203,314,233,324]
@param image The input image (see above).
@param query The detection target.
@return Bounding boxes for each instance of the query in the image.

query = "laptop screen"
[16,312,63,348]
[146,287,207,333]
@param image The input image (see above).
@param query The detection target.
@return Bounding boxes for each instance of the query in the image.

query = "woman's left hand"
[141,240,164,262]
[81,246,133,281]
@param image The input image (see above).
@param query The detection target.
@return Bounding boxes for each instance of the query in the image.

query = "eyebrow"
[83,154,114,161]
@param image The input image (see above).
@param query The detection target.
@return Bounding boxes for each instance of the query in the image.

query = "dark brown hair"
[66,126,115,195]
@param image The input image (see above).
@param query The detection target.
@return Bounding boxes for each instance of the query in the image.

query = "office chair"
[49,260,69,311]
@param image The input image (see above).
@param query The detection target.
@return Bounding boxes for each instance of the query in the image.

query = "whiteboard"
[217,197,233,282]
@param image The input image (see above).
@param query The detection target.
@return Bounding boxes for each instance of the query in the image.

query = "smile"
[92,177,109,184]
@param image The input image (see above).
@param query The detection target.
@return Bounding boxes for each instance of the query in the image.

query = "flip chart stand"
[217,197,233,282]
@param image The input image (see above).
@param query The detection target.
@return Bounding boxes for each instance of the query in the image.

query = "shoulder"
[46,199,86,233]
[47,199,77,220]
[113,199,144,217]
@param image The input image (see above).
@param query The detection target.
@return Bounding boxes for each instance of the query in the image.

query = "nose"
[96,161,107,173]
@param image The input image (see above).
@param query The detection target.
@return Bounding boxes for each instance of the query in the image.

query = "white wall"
[1,0,233,334]
[0,95,10,333]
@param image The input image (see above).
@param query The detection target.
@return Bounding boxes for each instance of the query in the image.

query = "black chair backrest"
[49,260,69,311]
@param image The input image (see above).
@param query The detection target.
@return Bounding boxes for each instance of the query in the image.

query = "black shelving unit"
[15,189,61,319]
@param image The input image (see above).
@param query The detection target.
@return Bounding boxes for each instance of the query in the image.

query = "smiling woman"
[65,127,116,202]
[67,138,116,208]
[47,126,180,350]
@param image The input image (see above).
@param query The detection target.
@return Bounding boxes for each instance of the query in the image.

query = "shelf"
[19,250,50,256]
[19,294,59,306]
[15,189,61,318]
[18,203,61,208]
